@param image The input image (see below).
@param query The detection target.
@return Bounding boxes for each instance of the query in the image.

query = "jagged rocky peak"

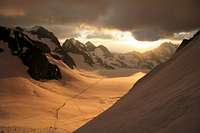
[62,38,86,51]
[75,25,200,133]
[62,38,94,66]
[62,38,88,54]
[60,38,178,70]
[31,26,61,44]
[17,25,61,51]
[0,26,62,80]
[13,26,76,69]
[85,41,96,51]
[96,45,113,57]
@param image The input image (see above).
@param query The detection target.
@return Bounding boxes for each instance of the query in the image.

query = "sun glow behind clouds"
[60,24,181,53]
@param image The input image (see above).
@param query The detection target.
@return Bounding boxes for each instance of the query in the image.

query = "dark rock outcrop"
[55,47,76,69]
[0,26,62,80]
[85,41,96,51]
[29,26,61,49]
[0,26,10,41]
[15,26,76,69]
[62,38,94,66]
[0,48,3,53]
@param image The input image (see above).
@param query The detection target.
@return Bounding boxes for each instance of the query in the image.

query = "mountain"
[85,41,96,51]
[91,45,124,69]
[0,25,178,72]
[62,38,94,67]
[0,27,146,132]
[17,26,76,69]
[62,39,178,70]
[95,45,113,58]
[0,26,62,80]
[75,31,200,133]
[0,26,76,80]
[141,42,178,69]
[15,26,60,52]
[62,39,126,69]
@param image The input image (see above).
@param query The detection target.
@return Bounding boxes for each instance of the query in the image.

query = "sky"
[0,0,199,52]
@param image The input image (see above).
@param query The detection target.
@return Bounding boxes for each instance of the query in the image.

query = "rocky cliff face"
[0,26,62,80]
[62,38,94,66]
[85,41,96,51]
[17,26,76,69]
[0,25,177,76]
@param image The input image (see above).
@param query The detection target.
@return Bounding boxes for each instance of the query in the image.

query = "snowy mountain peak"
[62,38,94,66]
[85,41,96,51]
[75,28,200,133]
[29,26,61,48]
[1,25,178,71]
[62,38,87,52]
[96,45,113,57]
[0,26,62,80]
[14,26,62,52]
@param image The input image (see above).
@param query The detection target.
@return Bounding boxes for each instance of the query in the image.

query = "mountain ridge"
[62,38,178,70]
[0,25,178,80]
[0,26,62,80]
[75,30,200,133]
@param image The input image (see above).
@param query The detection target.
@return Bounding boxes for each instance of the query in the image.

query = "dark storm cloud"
[0,0,199,41]
[100,0,200,41]
[45,24,79,39]
[86,32,114,40]
[132,29,172,41]
[0,0,109,26]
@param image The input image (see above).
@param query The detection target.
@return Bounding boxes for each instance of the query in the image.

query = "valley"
[0,0,199,132]
[0,25,199,133]
[0,40,146,132]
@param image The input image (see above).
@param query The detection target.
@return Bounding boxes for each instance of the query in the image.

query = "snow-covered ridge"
[0,26,62,80]
[0,25,178,71]
[61,37,178,70]
[21,26,76,69]
[75,30,200,133]
[16,26,61,51]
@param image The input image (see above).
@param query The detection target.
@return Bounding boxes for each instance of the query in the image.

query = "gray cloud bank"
[0,0,199,41]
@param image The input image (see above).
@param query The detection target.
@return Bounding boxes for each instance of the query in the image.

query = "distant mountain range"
[62,38,178,70]
[75,28,200,133]
[0,25,178,80]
